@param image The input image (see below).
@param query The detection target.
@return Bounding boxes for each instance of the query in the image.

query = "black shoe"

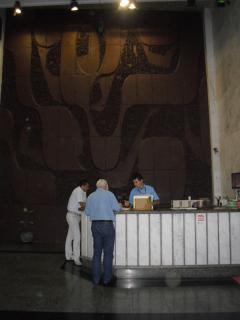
[73,260,82,267]
[103,277,117,287]
[92,280,101,287]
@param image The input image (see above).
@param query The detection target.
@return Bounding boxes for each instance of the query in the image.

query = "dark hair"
[79,179,89,187]
[131,172,143,181]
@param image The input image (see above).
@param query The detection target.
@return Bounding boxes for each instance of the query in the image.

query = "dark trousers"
[91,221,115,284]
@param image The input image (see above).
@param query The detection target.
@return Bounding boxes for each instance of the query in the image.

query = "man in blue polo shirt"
[125,173,160,208]
[85,179,121,286]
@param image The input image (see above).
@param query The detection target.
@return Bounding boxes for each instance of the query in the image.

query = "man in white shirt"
[65,179,90,266]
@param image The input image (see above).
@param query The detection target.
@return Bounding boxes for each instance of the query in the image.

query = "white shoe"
[65,255,74,261]
[74,260,82,266]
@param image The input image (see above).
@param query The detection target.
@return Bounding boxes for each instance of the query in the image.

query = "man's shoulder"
[88,190,97,198]
[73,186,85,196]
[145,184,154,190]
[106,190,115,197]
[69,187,78,198]
[105,190,118,200]
[72,186,80,193]
[88,189,116,199]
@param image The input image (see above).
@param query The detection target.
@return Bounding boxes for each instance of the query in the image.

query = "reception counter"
[81,210,240,280]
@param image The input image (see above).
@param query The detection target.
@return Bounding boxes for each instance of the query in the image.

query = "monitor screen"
[231,172,240,189]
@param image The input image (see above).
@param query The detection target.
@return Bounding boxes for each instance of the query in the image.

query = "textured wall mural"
[0,10,211,243]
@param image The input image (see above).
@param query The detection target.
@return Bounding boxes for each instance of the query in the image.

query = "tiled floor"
[0,252,240,319]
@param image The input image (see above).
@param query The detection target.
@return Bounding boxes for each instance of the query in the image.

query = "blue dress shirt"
[129,184,159,205]
[85,188,121,221]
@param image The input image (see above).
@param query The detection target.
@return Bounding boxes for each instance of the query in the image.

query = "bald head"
[96,179,109,190]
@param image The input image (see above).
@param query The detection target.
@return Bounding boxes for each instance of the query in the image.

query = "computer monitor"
[231,172,240,189]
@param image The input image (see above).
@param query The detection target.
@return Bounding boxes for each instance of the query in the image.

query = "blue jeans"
[91,221,115,284]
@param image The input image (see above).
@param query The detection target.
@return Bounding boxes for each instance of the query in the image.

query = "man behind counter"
[124,173,160,208]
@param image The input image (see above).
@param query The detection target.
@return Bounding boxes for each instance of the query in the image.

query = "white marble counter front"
[81,210,240,267]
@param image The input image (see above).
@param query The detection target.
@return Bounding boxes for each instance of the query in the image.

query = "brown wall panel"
[0,9,212,244]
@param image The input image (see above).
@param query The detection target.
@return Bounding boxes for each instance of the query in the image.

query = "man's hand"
[123,200,130,208]
[79,202,86,211]
[153,200,160,209]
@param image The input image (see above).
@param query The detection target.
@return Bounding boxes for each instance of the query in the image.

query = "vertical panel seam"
[217,212,220,265]
[149,214,151,266]
[125,213,128,266]
[160,213,162,266]
[206,212,208,265]
[137,213,139,266]
[229,212,232,264]
[194,212,197,265]
[114,218,116,265]
[172,213,174,266]
[183,213,185,266]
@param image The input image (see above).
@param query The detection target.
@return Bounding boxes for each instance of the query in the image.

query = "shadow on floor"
[61,260,235,289]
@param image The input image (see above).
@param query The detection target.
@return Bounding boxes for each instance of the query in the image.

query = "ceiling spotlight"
[216,0,230,6]
[119,0,130,9]
[217,0,225,6]
[13,1,22,16]
[70,0,79,12]
[128,0,137,10]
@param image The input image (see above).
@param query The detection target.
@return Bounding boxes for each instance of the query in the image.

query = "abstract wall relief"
[0,10,211,223]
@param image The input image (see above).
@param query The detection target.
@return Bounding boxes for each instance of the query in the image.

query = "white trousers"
[65,212,81,262]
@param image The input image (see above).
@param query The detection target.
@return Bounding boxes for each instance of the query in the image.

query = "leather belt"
[92,220,113,223]
[68,211,80,215]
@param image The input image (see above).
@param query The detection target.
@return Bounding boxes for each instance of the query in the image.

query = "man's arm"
[76,190,86,211]
[123,189,136,208]
[84,198,90,216]
[153,199,160,206]
[110,193,122,212]
[151,187,160,206]
[128,189,134,206]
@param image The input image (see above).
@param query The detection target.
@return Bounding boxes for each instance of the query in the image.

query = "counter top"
[81,208,240,268]
[118,208,240,213]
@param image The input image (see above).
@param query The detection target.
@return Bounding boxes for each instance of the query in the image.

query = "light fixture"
[128,0,137,10]
[216,0,230,6]
[119,0,130,9]
[70,0,79,12]
[13,1,22,16]
[216,0,225,6]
